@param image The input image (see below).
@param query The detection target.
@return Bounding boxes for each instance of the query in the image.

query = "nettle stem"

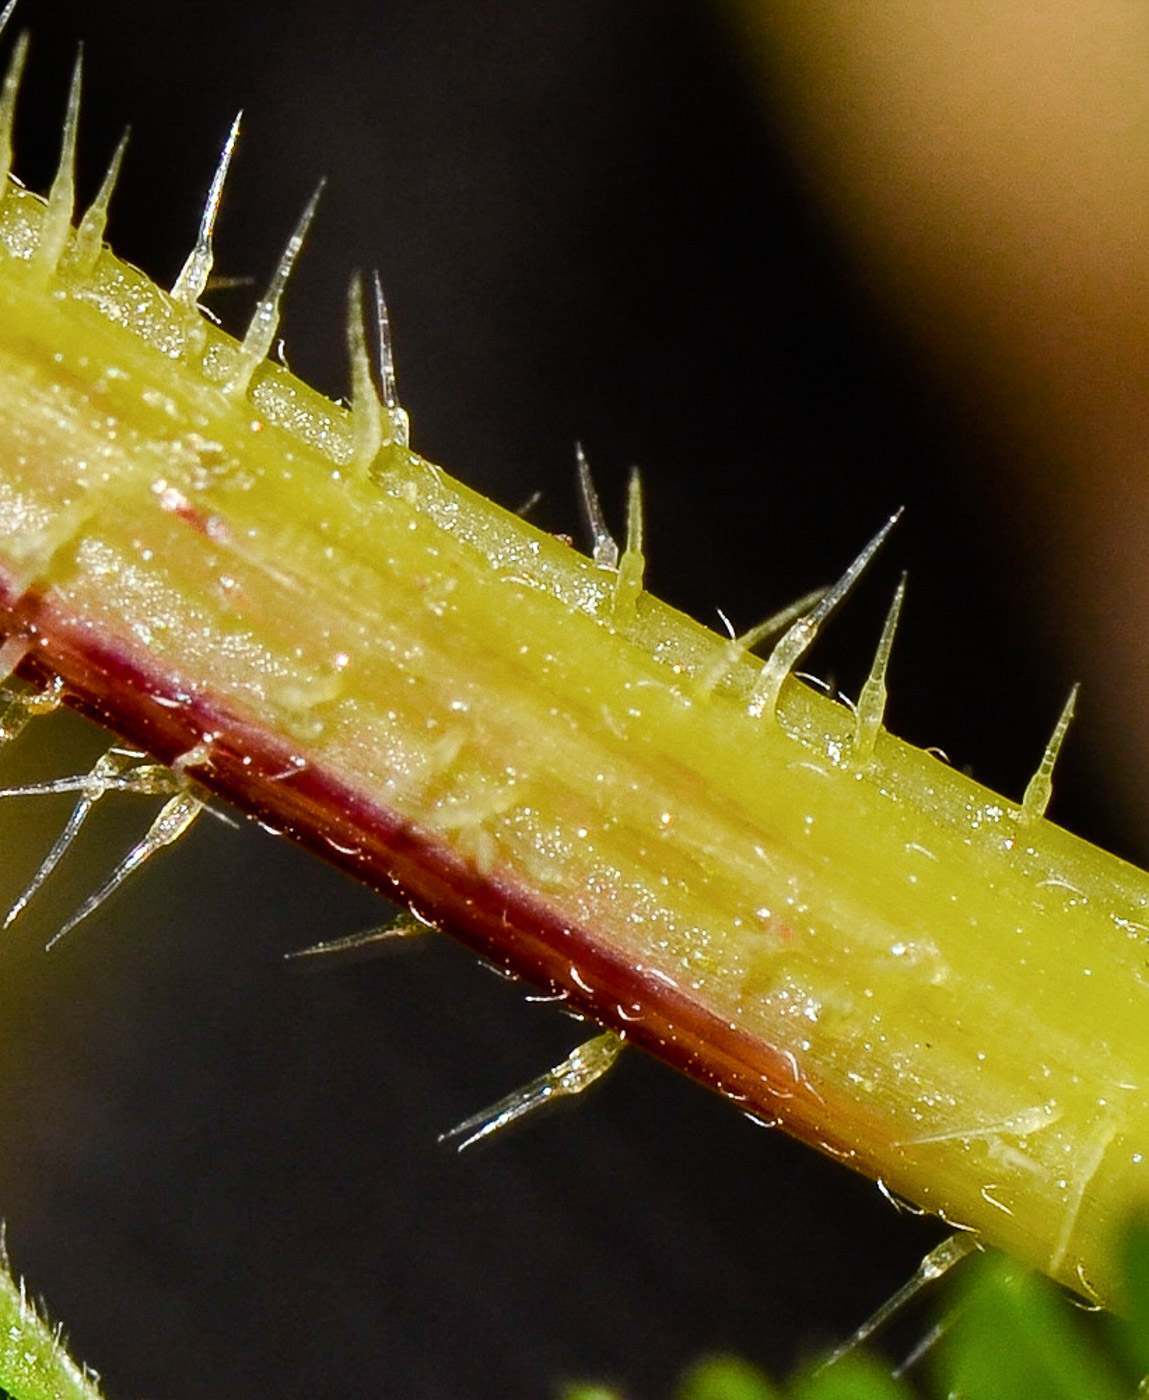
[0,74,1144,1307]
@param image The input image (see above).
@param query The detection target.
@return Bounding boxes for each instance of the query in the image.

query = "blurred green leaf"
[677,1354,780,1400]
[789,1351,913,1400]
[940,1252,1126,1400]
[563,1216,1149,1400]
[1112,1211,1149,1379]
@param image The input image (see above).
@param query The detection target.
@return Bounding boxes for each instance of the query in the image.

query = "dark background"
[0,3,1117,1398]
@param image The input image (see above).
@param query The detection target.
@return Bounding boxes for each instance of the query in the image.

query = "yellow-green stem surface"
[0,180,1144,1301]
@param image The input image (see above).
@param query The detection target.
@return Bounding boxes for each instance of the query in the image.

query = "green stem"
[0,110,1143,1307]
[0,1250,104,1400]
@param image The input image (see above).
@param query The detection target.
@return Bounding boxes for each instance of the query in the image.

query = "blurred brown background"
[0,2,1129,1397]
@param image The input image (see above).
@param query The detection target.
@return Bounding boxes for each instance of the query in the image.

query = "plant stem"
[0,173,1144,1302]
[0,1250,104,1400]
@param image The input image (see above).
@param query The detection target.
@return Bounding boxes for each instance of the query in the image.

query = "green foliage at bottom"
[563,1215,1149,1400]
[4,1215,1149,1400]
[0,1253,103,1400]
